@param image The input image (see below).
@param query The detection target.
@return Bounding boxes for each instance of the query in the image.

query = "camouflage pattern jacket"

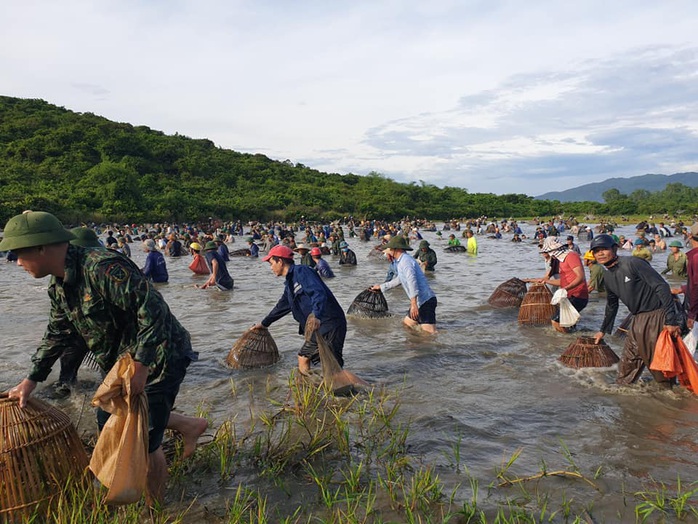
[28,244,196,384]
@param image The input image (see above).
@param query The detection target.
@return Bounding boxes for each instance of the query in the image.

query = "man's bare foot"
[167,413,208,458]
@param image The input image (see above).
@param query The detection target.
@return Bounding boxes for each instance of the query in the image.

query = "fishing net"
[1,393,89,522]
[517,283,556,325]
[487,278,527,308]
[444,245,466,253]
[347,288,391,318]
[558,337,620,369]
[226,326,280,369]
[230,248,252,257]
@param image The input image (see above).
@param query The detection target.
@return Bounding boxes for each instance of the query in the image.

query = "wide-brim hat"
[419,240,430,249]
[204,241,218,251]
[380,236,413,251]
[0,211,76,251]
[70,227,102,248]
[539,237,564,253]
[293,243,309,252]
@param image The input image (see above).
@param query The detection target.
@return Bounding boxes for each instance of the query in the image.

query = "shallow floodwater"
[2,223,697,520]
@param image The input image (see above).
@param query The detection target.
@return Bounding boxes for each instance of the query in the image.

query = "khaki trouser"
[617,309,673,386]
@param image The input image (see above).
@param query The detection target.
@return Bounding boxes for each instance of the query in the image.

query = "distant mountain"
[535,173,698,202]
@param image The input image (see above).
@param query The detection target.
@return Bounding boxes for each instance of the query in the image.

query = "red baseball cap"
[262,244,294,262]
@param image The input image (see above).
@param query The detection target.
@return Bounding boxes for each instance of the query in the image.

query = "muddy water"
[1,223,696,520]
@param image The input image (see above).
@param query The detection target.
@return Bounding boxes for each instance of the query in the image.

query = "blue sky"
[2,1,698,196]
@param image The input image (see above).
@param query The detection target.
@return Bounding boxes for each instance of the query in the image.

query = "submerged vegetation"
[1,95,697,225]
[26,373,698,523]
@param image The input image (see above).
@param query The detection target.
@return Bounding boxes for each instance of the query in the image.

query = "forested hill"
[1,95,697,224]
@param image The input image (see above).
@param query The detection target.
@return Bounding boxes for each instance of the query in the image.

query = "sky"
[2,1,698,196]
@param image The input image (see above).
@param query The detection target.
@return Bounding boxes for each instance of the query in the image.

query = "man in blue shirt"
[371,236,437,333]
[256,245,346,373]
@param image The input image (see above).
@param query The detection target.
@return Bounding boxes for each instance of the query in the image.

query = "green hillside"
[0,95,696,223]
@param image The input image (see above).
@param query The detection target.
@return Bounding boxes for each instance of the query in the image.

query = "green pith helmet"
[0,211,76,251]
[381,236,413,251]
[70,227,102,248]
[204,241,218,251]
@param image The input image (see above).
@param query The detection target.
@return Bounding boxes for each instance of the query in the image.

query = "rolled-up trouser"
[617,309,673,386]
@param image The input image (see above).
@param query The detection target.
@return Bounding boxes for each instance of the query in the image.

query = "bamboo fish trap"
[226,326,281,369]
[517,283,556,325]
[558,337,620,369]
[487,278,528,308]
[444,245,466,253]
[0,393,88,522]
[230,248,252,257]
[347,288,391,318]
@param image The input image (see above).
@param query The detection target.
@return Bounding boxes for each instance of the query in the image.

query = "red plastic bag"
[651,329,698,394]
[189,254,210,275]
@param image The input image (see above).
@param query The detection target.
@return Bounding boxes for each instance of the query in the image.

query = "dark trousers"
[618,309,672,386]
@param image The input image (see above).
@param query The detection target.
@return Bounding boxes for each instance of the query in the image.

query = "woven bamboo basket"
[558,336,620,369]
[226,326,280,369]
[487,278,528,308]
[0,393,89,522]
[517,283,556,325]
[230,248,252,257]
[444,245,466,253]
[613,313,633,339]
[347,288,391,318]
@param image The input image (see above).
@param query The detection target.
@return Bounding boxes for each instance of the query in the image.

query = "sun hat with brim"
[669,240,683,248]
[262,245,295,262]
[0,211,76,251]
[69,227,102,248]
[419,240,430,249]
[380,236,413,251]
[293,244,310,252]
[539,237,564,253]
[204,241,217,251]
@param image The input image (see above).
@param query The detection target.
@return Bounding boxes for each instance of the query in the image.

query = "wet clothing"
[687,247,698,322]
[632,247,653,261]
[204,250,234,290]
[588,262,605,293]
[261,264,346,366]
[298,251,316,268]
[314,258,335,278]
[414,247,437,271]
[339,249,357,266]
[466,236,478,255]
[599,256,679,385]
[248,242,259,257]
[167,239,183,257]
[142,250,169,283]
[28,244,197,448]
[559,252,588,301]
[380,252,437,313]
[662,251,687,277]
[217,243,230,262]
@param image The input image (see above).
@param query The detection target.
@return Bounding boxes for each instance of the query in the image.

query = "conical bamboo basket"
[517,283,556,325]
[347,288,391,318]
[487,278,528,308]
[558,337,620,369]
[226,326,280,369]
[0,393,89,522]
[230,248,252,257]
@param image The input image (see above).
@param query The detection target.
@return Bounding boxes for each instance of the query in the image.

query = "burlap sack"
[89,353,149,505]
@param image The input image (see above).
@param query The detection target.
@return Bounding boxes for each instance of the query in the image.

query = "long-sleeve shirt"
[662,252,687,277]
[687,248,698,321]
[29,244,196,384]
[599,256,678,334]
[339,249,357,265]
[314,258,335,278]
[261,264,346,336]
[142,250,169,283]
[379,252,436,307]
[414,248,437,271]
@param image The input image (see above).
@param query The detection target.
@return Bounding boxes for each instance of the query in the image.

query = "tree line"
[0,95,695,224]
